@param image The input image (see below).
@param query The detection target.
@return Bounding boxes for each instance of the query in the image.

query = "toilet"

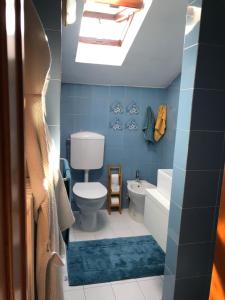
[70,132,107,232]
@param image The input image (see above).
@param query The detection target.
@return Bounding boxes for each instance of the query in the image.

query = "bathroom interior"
[4,0,224,299]
[58,0,185,299]
[42,0,189,297]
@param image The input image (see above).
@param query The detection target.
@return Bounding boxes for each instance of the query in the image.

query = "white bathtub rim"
[145,188,170,212]
[158,169,173,178]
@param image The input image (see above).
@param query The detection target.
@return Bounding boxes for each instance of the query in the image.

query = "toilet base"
[80,210,98,232]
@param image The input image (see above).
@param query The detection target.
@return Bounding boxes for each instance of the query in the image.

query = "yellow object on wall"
[154,105,167,142]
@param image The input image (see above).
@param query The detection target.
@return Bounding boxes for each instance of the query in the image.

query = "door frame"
[0,1,27,299]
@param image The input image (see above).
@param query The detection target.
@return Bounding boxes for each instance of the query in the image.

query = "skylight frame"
[79,5,136,47]
[75,0,153,66]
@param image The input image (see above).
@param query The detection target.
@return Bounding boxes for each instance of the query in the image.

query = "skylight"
[75,0,152,66]
[79,15,132,46]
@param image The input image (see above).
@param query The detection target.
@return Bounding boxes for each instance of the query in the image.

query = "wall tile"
[109,86,125,99]
[180,45,198,90]
[174,276,211,300]
[164,1,225,299]
[183,170,221,208]
[61,83,180,208]
[195,44,225,90]
[91,96,109,116]
[66,84,93,98]
[190,89,225,131]
[92,85,110,100]
[176,89,193,131]
[176,242,214,278]
[162,267,175,300]
[125,86,142,103]
[167,202,182,244]
[199,0,225,46]
[173,129,190,170]
[170,167,186,207]
[165,236,179,275]
[72,114,92,132]
[179,207,216,244]
[62,98,91,116]
[187,131,225,170]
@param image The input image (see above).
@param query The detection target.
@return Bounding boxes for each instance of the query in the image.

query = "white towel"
[111,197,120,205]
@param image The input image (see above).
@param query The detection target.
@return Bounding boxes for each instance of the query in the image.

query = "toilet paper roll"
[111,174,119,185]
[111,196,120,205]
[111,184,120,193]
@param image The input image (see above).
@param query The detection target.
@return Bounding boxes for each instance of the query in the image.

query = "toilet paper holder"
[107,165,122,215]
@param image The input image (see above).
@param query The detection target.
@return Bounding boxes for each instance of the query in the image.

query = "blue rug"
[67,235,165,286]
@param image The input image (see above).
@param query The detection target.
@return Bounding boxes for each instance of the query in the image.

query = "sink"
[128,180,154,195]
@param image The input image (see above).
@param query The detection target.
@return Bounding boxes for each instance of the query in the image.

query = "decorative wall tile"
[126,119,138,130]
[110,102,124,114]
[126,102,140,115]
[110,118,123,131]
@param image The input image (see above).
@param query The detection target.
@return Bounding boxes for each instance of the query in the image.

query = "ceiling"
[62,0,187,88]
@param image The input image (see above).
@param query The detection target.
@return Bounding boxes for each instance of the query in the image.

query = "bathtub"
[157,169,173,199]
[127,180,156,223]
[144,169,173,252]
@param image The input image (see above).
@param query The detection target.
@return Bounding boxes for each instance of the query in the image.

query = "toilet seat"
[73,182,107,199]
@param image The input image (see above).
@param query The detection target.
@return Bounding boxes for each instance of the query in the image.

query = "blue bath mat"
[67,235,165,286]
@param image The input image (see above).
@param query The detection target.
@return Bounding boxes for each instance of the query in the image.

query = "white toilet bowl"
[73,182,107,231]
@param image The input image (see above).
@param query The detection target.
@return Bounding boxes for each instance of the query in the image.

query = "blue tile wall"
[160,77,181,168]
[33,0,61,155]
[163,0,225,299]
[60,83,179,209]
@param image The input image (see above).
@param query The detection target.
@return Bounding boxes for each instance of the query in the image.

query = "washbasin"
[129,180,154,195]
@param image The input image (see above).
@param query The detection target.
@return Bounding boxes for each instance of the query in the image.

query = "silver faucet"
[136,170,140,182]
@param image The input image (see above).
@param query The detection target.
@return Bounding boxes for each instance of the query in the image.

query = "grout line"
[136,280,148,300]
[110,283,117,300]
[184,43,198,51]
[82,286,86,300]
[173,164,221,173]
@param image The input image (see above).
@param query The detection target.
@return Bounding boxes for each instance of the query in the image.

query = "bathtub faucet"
[136,170,140,182]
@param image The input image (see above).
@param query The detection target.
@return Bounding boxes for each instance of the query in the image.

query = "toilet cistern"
[70,131,107,231]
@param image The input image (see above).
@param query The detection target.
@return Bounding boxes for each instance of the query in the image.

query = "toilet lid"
[73,182,107,199]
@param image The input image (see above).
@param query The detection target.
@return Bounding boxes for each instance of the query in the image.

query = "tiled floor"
[64,209,164,300]
[64,277,163,300]
[69,209,150,242]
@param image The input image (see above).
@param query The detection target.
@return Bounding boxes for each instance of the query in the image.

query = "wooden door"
[210,168,225,300]
[0,1,27,299]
